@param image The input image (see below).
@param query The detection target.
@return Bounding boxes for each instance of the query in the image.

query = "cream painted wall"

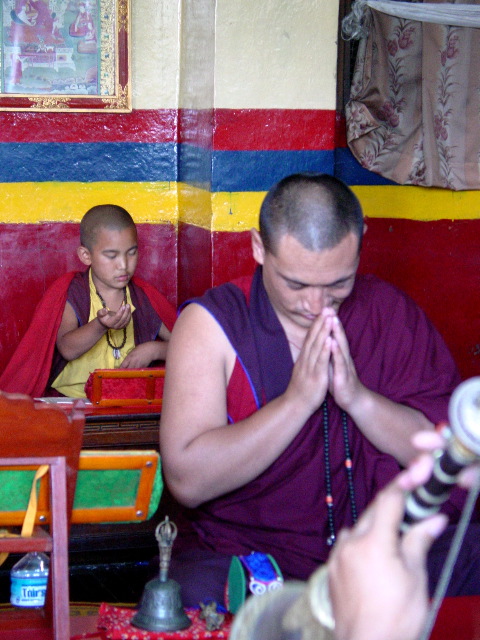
[132,0,181,109]
[132,0,340,111]
[215,0,340,109]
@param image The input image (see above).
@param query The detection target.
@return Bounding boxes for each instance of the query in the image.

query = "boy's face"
[78,225,138,292]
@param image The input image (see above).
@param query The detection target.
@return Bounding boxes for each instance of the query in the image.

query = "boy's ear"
[77,245,92,266]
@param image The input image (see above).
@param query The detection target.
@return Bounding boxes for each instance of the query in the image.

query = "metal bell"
[131,517,191,632]
[132,576,191,632]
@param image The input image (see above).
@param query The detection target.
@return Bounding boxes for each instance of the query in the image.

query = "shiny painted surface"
[0,108,332,147]
[0,110,177,142]
[0,143,176,182]
[2,176,479,229]
[178,222,212,302]
[212,109,337,150]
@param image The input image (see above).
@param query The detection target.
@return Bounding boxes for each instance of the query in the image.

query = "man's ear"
[77,245,92,266]
[363,222,368,236]
[250,228,266,265]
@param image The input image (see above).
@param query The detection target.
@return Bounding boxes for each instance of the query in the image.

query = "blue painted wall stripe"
[334,147,397,186]
[0,142,392,189]
[0,142,178,182]
[211,149,335,191]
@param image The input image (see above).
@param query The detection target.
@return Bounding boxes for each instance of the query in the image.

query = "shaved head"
[259,173,364,255]
[80,204,136,250]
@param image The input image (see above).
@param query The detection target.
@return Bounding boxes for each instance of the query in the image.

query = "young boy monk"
[0,204,176,398]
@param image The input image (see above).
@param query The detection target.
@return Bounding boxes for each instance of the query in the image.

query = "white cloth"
[343,1,480,40]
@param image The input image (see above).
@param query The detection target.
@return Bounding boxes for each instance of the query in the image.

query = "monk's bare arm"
[329,317,433,466]
[345,386,432,466]
[160,304,331,508]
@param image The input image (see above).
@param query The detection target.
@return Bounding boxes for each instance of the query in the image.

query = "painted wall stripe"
[354,186,480,222]
[0,108,335,148]
[212,109,337,151]
[0,110,177,143]
[0,141,335,187]
[335,147,396,186]
[0,182,478,226]
[0,183,178,223]
[211,149,335,191]
[0,143,177,182]
[0,142,396,188]
[212,186,480,231]
[0,134,427,191]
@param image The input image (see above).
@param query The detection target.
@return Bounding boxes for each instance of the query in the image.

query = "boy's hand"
[120,341,164,368]
[97,304,131,330]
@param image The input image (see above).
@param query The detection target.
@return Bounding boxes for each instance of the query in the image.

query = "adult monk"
[160,173,475,605]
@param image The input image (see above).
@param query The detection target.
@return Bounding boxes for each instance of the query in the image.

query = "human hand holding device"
[403,377,480,529]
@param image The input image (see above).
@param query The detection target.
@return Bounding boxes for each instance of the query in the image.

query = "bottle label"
[10,575,47,607]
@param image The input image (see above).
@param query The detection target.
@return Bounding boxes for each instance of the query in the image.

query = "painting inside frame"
[0,0,130,111]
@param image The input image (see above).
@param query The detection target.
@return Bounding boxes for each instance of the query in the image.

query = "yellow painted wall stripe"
[0,183,479,228]
[0,183,178,224]
[212,186,480,231]
[353,186,480,222]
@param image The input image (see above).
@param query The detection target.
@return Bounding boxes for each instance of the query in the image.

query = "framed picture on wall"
[0,0,130,111]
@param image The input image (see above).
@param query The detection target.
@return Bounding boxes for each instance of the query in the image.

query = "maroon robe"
[178,267,462,582]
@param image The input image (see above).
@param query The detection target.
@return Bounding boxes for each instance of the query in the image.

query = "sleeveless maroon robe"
[178,267,462,581]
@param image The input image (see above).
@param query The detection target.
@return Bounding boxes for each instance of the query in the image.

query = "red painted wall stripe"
[212,109,337,151]
[0,108,339,148]
[0,110,177,143]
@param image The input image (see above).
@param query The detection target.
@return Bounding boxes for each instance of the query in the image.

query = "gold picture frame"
[0,0,130,111]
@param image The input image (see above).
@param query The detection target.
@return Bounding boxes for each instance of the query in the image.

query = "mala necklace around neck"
[95,288,128,360]
[322,401,358,546]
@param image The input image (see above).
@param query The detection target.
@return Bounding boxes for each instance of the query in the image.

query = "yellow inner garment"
[52,271,135,398]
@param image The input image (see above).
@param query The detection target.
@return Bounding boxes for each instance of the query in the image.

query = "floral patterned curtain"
[344,1,480,190]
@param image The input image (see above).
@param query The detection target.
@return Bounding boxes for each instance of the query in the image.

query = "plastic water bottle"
[10,552,49,607]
